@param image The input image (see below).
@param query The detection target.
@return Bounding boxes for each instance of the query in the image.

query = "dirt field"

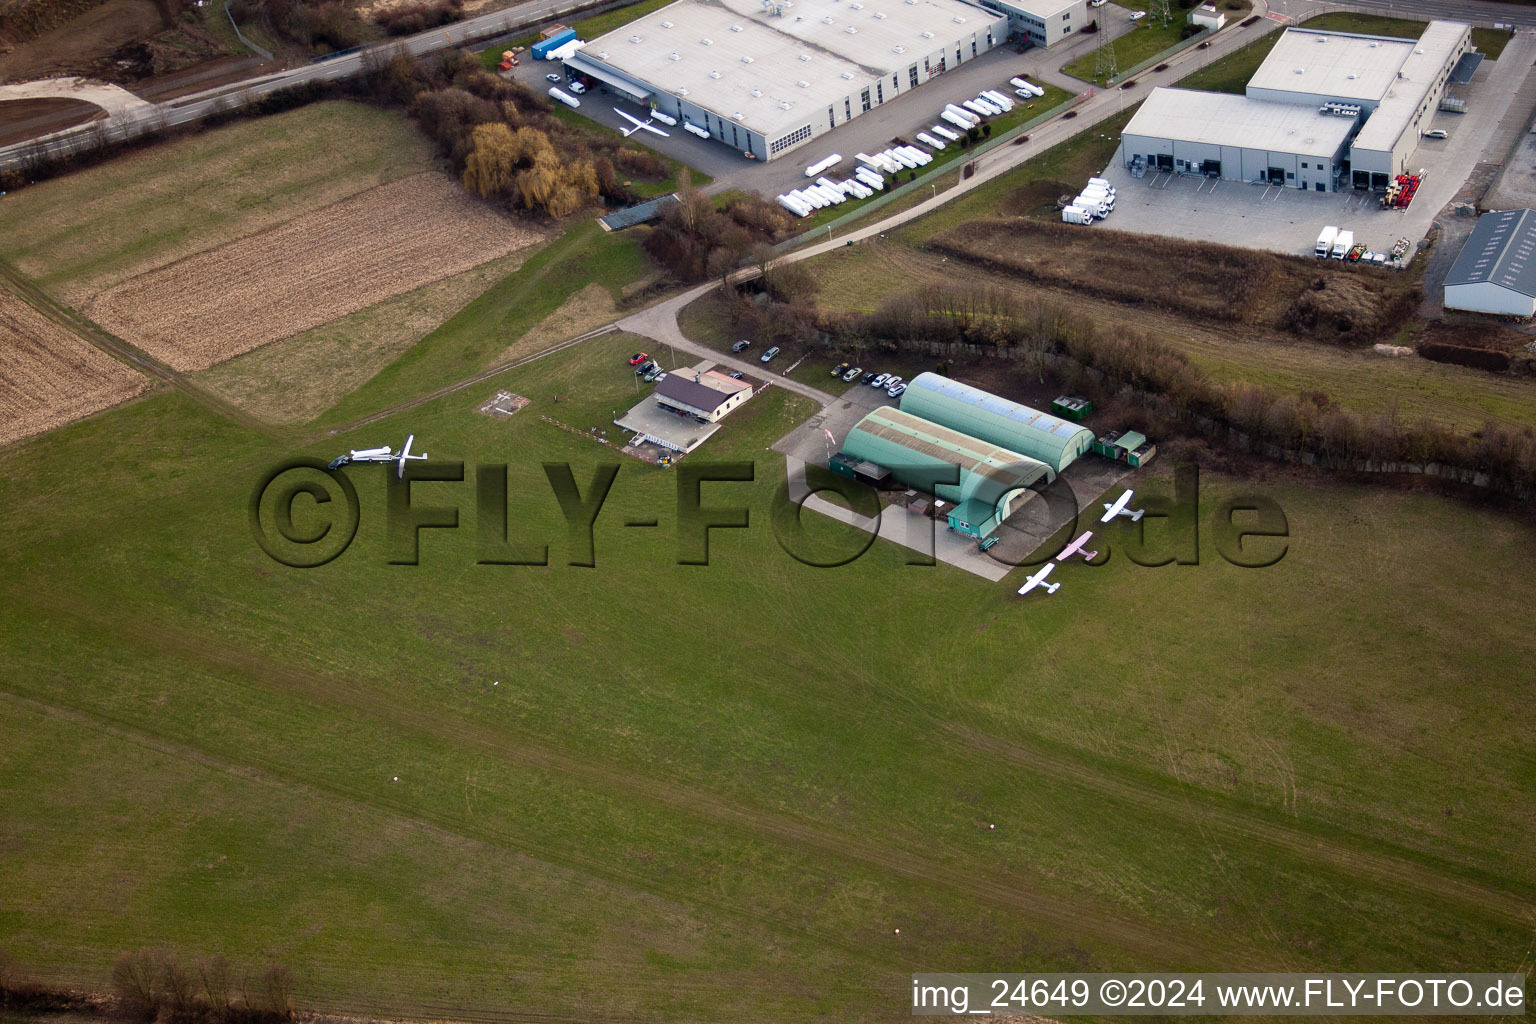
[2,102,436,304]
[85,173,544,373]
[0,289,150,447]
[929,218,1417,345]
[0,0,232,84]
[0,97,103,145]
[195,247,538,424]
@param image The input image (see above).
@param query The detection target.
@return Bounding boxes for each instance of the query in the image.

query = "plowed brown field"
[0,290,149,446]
[85,173,542,372]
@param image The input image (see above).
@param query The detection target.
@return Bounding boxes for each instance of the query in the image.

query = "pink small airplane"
[1056,530,1097,562]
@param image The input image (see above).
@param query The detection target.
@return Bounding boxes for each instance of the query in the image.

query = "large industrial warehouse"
[1120,20,1472,191]
[564,0,1008,162]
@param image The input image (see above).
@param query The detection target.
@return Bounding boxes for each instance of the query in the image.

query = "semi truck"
[1331,229,1354,259]
[530,27,576,59]
[1315,225,1338,257]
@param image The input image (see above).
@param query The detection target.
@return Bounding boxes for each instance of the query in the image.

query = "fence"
[223,1,274,60]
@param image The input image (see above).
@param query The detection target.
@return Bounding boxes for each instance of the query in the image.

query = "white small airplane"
[328,434,429,478]
[1056,530,1098,562]
[615,108,670,138]
[1100,489,1145,523]
[1017,562,1060,596]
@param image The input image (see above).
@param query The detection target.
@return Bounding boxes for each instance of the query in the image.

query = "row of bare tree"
[1,947,294,1024]
[824,283,1536,493]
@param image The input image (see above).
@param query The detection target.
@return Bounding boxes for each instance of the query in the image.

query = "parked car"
[1422,128,1449,140]
[731,339,751,353]
[830,363,849,377]
[861,371,877,384]
[636,359,657,376]
[728,370,744,379]
[871,373,890,388]
[760,346,780,363]
[629,352,648,365]
[643,365,661,382]
[569,81,586,94]
[842,366,862,382]
[886,382,907,398]
[884,375,903,389]
[1129,10,1146,19]
[546,73,562,83]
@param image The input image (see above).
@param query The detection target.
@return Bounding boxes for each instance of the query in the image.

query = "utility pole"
[1150,0,1171,28]
[1094,22,1118,86]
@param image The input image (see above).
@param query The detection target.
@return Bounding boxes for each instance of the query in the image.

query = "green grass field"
[1063,16,1190,84]
[2,328,1534,1019]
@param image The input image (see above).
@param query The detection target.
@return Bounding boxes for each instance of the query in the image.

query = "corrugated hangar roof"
[843,406,1051,507]
[1446,209,1536,298]
[1122,86,1356,161]
[574,0,1005,142]
[899,372,1092,473]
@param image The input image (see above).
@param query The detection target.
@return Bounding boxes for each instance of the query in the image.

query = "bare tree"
[111,949,159,1018]
[199,954,233,1012]
[258,964,293,1018]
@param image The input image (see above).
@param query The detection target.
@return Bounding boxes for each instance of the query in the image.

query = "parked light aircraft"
[1100,490,1145,523]
[615,108,670,138]
[1017,562,1060,596]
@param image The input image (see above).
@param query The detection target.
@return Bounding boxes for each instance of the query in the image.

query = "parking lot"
[1090,29,1536,257]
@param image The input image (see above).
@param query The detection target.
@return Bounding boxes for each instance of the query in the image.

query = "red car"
[628,352,648,365]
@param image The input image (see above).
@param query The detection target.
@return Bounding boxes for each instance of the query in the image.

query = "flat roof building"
[565,0,1007,162]
[898,372,1094,473]
[976,0,1086,49]
[840,405,1054,539]
[1444,209,1536,317]
[1119,20,1472,191]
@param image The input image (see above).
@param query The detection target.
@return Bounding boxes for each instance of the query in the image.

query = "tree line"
[823,282,1536,495]
[0,946,294,1024]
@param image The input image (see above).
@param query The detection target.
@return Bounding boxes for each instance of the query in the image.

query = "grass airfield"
[2,328,1534,1020]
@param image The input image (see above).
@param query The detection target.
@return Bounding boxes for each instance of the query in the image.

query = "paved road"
[0,0,588,167]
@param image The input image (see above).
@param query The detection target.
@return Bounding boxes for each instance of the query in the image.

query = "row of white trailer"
[1061,177,1118,225]
[777,76,1047,218]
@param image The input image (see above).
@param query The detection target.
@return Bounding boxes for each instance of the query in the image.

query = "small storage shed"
[1051,395,1094,422]
[1094,429,1157,467]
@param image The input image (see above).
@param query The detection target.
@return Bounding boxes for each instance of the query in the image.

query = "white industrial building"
[1444,209,1536,317]
[1120,20,1473,191]
[975,0,1087,49]
[564,0,1008,162]
[1121,87,1355,191]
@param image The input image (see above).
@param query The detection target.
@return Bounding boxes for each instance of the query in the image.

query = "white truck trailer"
[1331,229,1354,259]
[1315,225,1339,257]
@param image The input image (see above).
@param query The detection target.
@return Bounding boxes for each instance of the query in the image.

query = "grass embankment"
[2,332,1535,1020]
[478,0,681,67]
[316,219,652,425]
